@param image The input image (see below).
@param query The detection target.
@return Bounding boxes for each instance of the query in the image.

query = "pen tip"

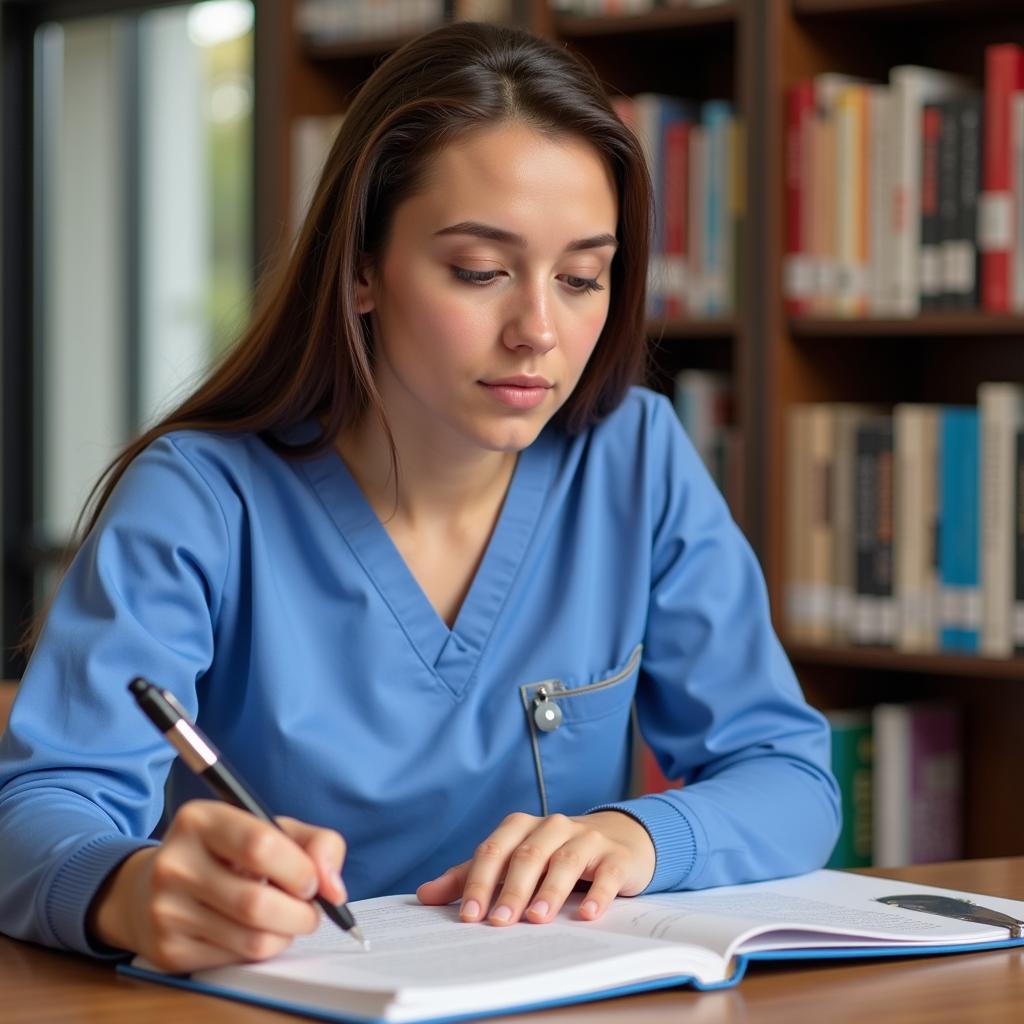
[350,926,370,952]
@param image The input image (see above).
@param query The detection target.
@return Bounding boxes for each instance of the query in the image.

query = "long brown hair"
[25,20,652,651]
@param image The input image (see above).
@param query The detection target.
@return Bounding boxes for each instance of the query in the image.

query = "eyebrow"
[434,221,618,253]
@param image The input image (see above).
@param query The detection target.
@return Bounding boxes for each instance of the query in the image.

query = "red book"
[784,81,816,315]
[981,44,1024,311]
[663,120,691,318]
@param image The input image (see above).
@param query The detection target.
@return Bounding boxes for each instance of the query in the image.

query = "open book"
[120,869,1024,1023]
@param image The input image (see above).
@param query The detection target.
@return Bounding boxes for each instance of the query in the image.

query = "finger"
[416,862,470,907]
[180,802,319,901]
[525,834,604,924]
[488,814,578,926]
[145,930,260,974]
[459,813,541,923]
[149,889,299,967]
[191,856,321,936]
[578,857,630,921]
[277,817,348,904]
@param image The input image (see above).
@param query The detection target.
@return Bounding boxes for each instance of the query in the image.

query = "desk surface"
[5,859,1024,1024]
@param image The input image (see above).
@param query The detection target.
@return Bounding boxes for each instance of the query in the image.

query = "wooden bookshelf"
[252,0,1024,860]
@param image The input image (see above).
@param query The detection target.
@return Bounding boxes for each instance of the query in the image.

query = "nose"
[501,278,557,355]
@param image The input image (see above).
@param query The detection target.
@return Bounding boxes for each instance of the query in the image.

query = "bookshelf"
[252,0,1024,860]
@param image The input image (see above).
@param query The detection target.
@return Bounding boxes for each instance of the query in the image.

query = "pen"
[128,677,369,952]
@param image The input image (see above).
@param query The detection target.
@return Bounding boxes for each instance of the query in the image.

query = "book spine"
[909,704,963,863]
[1014,92,1024,312]
[807,405,835,642]
[953,96,983,308]
[786,406,811,641]
[825,711,873,869]
[919,104,943,312]
[894,405,940,652]
[853,420,895,646]
[939,408,981,652]
[873,703,910,867]
[980,45,1024,312]
[867,86,891,315]
[1015,429,1024,655]
[663,120,691,318]
[937,99,960,309]
[979,384,1024,657]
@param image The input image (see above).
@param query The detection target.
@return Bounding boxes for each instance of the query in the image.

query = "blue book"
[119,870,1024,1021]
[939,407,980,651]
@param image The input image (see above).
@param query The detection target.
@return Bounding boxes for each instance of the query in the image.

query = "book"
[121,870,1024,1022]
[939,407,981,652]
[979,383,1024,656]
[873,702,963,867]
[825,711,873,869]
[893,404,940,652]
[981,44,1024,312]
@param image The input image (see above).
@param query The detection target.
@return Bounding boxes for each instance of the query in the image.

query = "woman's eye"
[452,267,500,285]
[561,274,604,294]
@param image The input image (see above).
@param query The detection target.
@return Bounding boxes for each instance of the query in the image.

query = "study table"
[4,858,1024,1024]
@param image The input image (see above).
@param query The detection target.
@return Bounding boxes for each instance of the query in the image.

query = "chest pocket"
[518,644,642,817]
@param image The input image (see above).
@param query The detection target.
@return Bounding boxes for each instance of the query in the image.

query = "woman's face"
[356,122,619,458]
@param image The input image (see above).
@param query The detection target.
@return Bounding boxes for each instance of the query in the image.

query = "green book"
[826,710,874,868]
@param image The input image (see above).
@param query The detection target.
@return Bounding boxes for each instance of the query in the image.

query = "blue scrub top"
[0,387,840,956]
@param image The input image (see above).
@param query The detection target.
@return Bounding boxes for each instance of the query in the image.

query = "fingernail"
[461,899,481,920]
[490,905,512,923]
[302,877,318,900]
[581,900,598,917]
[528,900,549,919]
[333,873,347,903]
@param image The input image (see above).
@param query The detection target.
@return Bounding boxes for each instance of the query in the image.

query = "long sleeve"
[594,396,841,891]
[0,437,230,955]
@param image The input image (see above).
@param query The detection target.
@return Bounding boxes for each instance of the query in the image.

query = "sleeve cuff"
[588,793,699,893]
[46,833,157,958]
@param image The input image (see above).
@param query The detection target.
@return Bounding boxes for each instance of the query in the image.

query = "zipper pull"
[532,685,563,732]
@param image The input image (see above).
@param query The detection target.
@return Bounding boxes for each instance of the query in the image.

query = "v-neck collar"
[294,424,559,698]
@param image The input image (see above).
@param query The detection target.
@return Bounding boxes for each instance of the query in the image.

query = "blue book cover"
[939,407,980,651]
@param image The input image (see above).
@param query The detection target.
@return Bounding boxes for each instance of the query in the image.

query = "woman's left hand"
[416,810,656,925]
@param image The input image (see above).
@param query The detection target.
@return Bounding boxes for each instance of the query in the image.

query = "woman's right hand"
[87,800,348,972]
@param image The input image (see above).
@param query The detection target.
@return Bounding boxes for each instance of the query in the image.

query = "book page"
[231,895,717,995]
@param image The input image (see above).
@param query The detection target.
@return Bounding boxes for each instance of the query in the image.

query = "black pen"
[128,678,369,951]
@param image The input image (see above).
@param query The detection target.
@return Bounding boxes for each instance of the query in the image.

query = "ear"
[354,256,375,315]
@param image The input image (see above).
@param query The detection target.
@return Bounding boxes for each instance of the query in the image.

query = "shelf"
[792,0,1011,19]
[302,29,430,61]
[789,313,1024,339]
[787,642,1024,681]
[649,317,736,339]
[555,3,737,38]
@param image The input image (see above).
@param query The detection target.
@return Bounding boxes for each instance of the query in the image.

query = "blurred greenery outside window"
[33,0,253,598]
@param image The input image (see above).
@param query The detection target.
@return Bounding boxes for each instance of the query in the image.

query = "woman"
[0,21,839,971]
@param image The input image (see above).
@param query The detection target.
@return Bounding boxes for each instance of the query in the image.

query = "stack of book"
[784,43,1024,317]
[614,94,744,321]
[552,0,733,14]
[785,383,1024,657]
[826,702,963,869]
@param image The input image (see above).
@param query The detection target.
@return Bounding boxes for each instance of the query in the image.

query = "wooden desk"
[5,859,1024,1024]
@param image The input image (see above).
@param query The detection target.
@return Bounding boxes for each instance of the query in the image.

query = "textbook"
[121,869,1024,1024]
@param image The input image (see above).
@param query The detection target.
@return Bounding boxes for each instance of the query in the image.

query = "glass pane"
[32,1,253,589]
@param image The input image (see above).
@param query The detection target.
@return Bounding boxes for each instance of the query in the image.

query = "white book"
[979,382,1024,656]
[893,404,940,652]
[124,872,1024,1020]
[883,66,972,317]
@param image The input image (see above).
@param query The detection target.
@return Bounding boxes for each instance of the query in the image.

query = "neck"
[336,414,517,528]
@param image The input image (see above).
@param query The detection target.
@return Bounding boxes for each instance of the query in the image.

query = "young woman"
[0,22,839,971]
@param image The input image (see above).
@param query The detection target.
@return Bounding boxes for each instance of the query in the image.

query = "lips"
[481,376,552,388]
